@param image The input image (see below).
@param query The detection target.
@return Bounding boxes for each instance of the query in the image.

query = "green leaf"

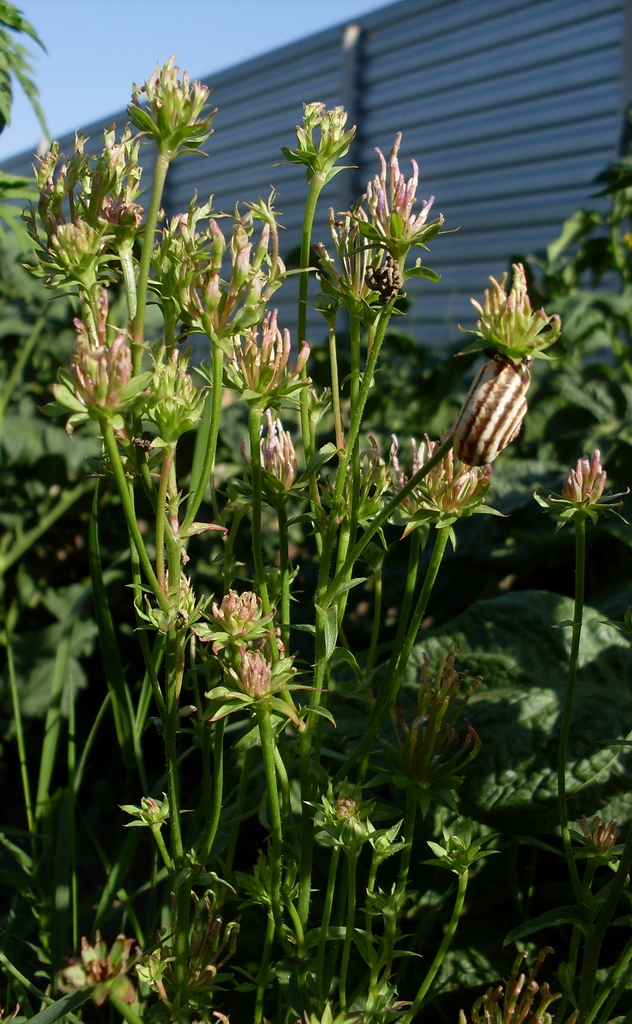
[404,265,441,283]
[503,905,589,945]
[402,591,632,833]
[89,485,138,774]
[315,604,339,662]
[21,991,90,1024]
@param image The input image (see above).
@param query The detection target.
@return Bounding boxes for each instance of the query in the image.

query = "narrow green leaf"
[20,990,90,1024]
[89,485,139,776]
[315,604,339,662]
[504,905,589,945]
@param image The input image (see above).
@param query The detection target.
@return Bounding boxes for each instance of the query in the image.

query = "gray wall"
[4,0,626,349]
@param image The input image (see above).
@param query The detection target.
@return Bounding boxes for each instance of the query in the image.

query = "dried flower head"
[58,932,139,1006]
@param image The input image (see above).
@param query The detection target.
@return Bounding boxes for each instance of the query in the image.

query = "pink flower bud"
[562,450,607,504]
[239,649,272,699]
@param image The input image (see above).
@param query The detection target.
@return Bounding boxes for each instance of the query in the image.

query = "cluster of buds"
[58,932,139,1006]
[460,949,576,1024]
[128,56,216,158]
[281,102,356,186]
[193,589,275,653]
[146,346,205,443]
[50,290,151,434]
[156,194,285,346]
[120,793,170,829]
[323,435,389,526]
[573,815,620,860]
[314,210,395,326]
[458,263,562,363]
[29,127,143,293]
[137,892,238,1008]
[352,133,444,264]
[226,310,310,407]
[313,781,376,858]
[204,644,299,726]
[535,450,627,529]
[384,648,481,815]
[426,818,497,876]
[389,434,497,537]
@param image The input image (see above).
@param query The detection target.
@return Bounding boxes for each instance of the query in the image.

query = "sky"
[0,0,396,162]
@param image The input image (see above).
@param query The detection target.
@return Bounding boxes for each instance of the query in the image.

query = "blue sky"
[0,0,396,162]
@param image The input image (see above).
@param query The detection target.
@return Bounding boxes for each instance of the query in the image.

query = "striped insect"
[453,356,532,467]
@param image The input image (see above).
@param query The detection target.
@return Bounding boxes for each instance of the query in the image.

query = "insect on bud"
[453,357,531,467]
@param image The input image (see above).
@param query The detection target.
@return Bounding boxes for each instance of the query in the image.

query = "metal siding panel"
[0,0,624,351]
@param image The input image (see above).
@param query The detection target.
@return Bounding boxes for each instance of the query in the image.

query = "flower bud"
[147,347,205,443]
[562,450,607,504]
[227,310,310,406]
[238,648,272,698]
[58,933,138,1006]
[128,56,216,158]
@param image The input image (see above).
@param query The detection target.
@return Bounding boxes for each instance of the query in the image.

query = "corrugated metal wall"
[3,0,626,349]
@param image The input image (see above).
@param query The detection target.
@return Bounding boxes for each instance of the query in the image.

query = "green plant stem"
[316,845,340,1008]
[578,821,632,1017]
[101,421,170,612]
[401,869,469,1023]
[67,675,78,951]
[109,993,146,1024]
[558,515,586,906]
[364,556,383,681]
[199,717,225,862]
[224,748,253,878]
[297,173,325,465]
[118,244,137,321]
[255,702,285,940]
[254,911,275,1024]
[131,151,170,369]
[3,628,35,839]
[156,444,175,592]
[579,926,632,1024]
[395,786,418,902]
[339,854,358,1013]
[328,320,344,450]
[337,525,449,784]
[150,824,174,874]
[0,479,92,578]
[182,341,223,531]
[248,405,272,615]
[323,435,454,609]
[277,504,291,649]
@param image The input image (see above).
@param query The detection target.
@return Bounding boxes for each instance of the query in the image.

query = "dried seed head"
[453,357,531,466]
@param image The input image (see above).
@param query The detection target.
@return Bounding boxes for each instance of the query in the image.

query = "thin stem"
[316,846,340,1008]
[156,444,175,592]
[364,557,383,681]
[109,992,146,1024]
[131,151,170,369]
[182,341,224,531]
[339,854,358,1013]
[323,440,454,610]
[151,824,174,874]
[298,173,326,465]
[101,421,170,612]
[337,525,450,784]
[255,703,285,940]
[558,515,586,906]
[254,912,275,1024]
[401,869,469,1023]
[224,748,253,878]
[328,320,344,450]
[395,786,418,902]
[3,628,35,838]
[199,718,225,863]
[248,405,272,615]
[277,504,291,649]
[578,822,632,1017]
[118,244,137,321]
